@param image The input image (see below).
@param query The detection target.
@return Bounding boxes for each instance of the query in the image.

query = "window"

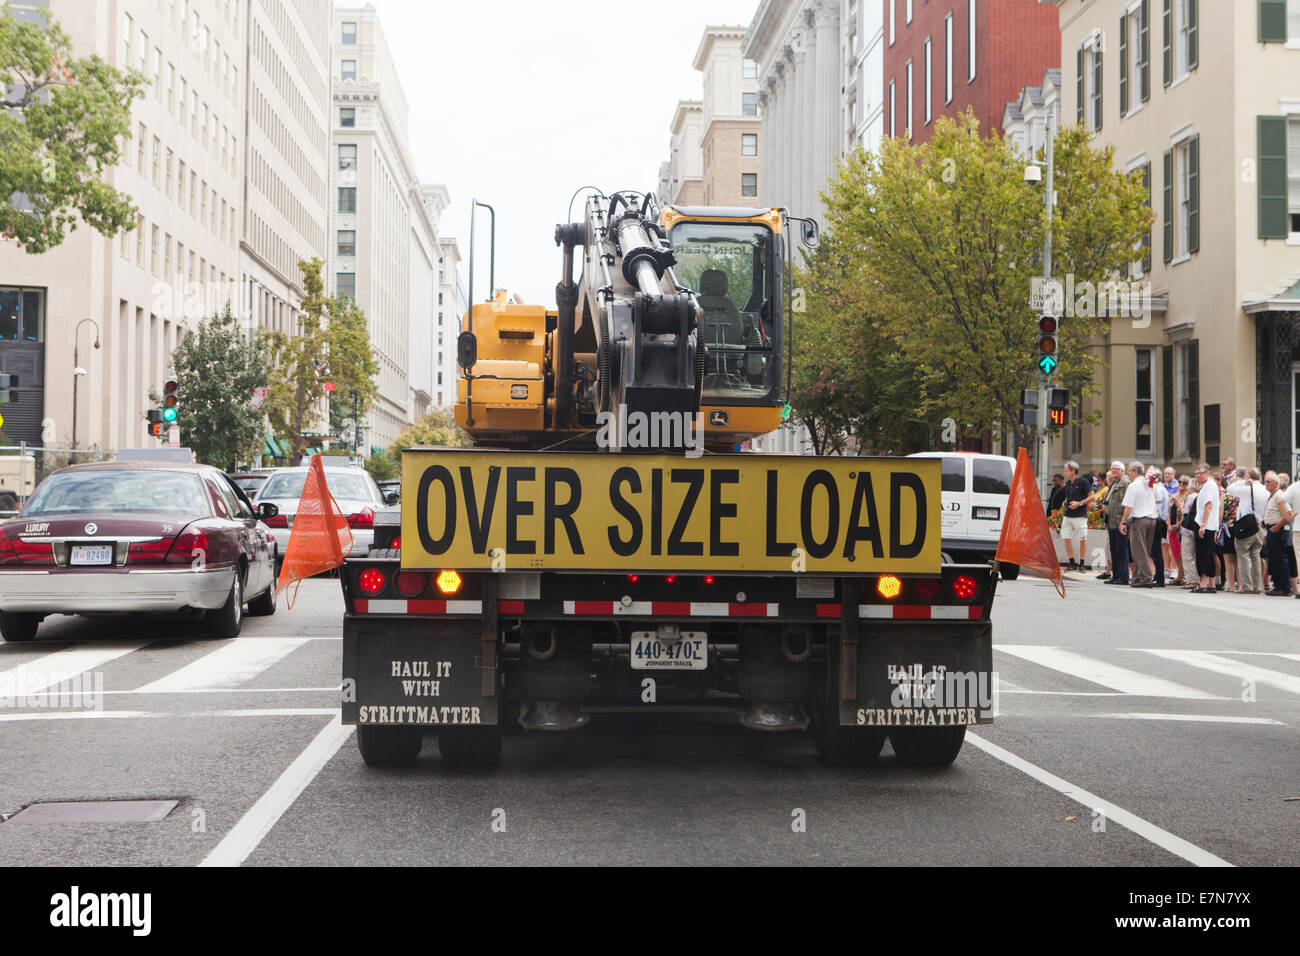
[905,59,913,139]
[1120,3,1150,115]
[1289,117,1300,234]
[150,225,160,275]
[0,287,45,342]
[151,136,161,187]
[940,457,966,492]
[924,37,932,124]
[741,172,757,197]
[136,214,145,265]
[165,61,174,111]
[136,30,147,72]
[136,122,146,173]
[337,273,356,299]
[945,14,953,103]
[967,0,977,81]
[337,230,356,256]
[1135,348,1154,455]
[339,144,357,169]
[906,0,913,23]
[889,79,896,137]
[341,20,357,44]
[177,159,186,203]
[742,92,757,116]
[741,133,757,156]
[152,47,162,98]
[164,233,172,277]
[1077,39,1103,131]
[341,59,356,81]
[122,12,132,66]
[1163,135,1199,261]
[190,170,197,215]
[340,107,355,127]
[1165,0,1198,83]
[889,0,896,45]
[972,459,1013,495]
[339,186,356,213]
[742,58,756,79]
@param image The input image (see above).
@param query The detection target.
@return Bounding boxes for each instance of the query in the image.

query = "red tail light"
[358,567,387,595]
[0,528,12,565]
[391,536,400,550]
[703,575,715,585]
[127,537,173,565]
[627,574,639,583]
[952,575,979,602]
[263,513,288,528]
[167,530,209,564]
[394,570,425,597]
[0,528,54,565]
[665,574,676,584]
[347,507,375,529]
[913,578,942,603]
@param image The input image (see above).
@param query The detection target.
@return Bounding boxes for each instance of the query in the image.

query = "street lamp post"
[72,319,101,450]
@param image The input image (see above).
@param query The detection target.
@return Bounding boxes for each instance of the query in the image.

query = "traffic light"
[0,372,12,404]
[1036,314,1059,376]
[162,377,179,422]
[1047,387,1071,428]
[147,408,164,438]
[1019,388,1038,427]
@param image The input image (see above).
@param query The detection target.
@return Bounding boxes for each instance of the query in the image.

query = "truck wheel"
[206,572,243,639]
[889,726,967,766]
[357,726,422,766]
[810,651,885,765]
[0,611,40,643]
[999,562,1021,581]
[437,726,501,766]
[247,579,277,616]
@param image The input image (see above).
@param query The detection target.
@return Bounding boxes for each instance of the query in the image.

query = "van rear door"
[939,455,970,541]
[969,456,1014,542]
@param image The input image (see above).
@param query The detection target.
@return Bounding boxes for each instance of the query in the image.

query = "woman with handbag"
[1227,468,1266,593]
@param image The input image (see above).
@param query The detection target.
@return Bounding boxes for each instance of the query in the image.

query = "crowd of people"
[1048,458,1300,596]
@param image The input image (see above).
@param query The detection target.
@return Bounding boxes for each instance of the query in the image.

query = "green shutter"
[1188,135,1199,254]
[1258,115,1289,239]
[1120,14,1129,116]
[1094,47,1103,131]
[1187,339,1199,459]
[1162,344,1173,458]
[1140,0,1151,100]
[1187,0,1198,70]
[1076,47,1085,124]
[1259,0,1287,43]
[1163,149,1174,262]
[1163,0,1172,85]
[1142,162,1153,273]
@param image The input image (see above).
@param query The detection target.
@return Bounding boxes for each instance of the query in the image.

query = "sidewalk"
[1060,566,1299,626]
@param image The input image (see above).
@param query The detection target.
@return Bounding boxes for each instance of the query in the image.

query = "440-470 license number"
[630,631,708,670]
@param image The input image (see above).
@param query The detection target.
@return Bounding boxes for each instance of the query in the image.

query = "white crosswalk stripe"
[134,638,310,693]
[0,641,148,700]
[1135,649,1300,698]
[996,645,1224,699]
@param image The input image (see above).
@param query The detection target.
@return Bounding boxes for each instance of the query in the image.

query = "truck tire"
[999,562,1020,581]
[0,611,40,643]
[206,571,243,639]
[437,726,501,766]
[357,726,422,766]
[0,492,17,513]
[889,725,967,766]
[247,579,277,616]
[810,641,885,765]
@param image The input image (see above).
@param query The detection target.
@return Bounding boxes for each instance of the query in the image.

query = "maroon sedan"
[0,462,279,642]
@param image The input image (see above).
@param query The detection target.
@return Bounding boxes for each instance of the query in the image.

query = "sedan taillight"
[167,529,209,564]
[127,538,173,565]
[7,533,54,565]
[347,507,374,529]
[263,514,288,528]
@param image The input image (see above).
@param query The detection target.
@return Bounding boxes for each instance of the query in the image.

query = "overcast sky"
[367,0,762,307]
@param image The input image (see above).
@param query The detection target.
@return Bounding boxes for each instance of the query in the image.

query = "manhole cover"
[6,800,179,824]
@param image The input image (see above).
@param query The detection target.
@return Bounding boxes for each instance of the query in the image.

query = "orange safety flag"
[995,447,1065,597]
[275,454,353,606]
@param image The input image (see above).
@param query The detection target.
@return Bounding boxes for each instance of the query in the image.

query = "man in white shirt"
[1193,464,1222,593]
[1262,471,1292,595]
[1226,467,1266,593]
[1120,461,1158,587]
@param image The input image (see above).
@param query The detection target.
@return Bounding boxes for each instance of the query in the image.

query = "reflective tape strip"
[562,600,780,617]
[353,599,482,615]
[498,600,526,615]
[690,602,730,616]
[365,599,407,614]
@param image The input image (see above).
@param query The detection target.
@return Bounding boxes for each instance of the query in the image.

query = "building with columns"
[743,0,842,227]
[666,101,705,204]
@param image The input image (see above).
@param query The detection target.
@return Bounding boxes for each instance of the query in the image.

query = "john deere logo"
[84,523,98,535]
[708,410,729,427]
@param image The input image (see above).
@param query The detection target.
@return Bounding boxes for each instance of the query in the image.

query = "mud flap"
[342,617,500,726]
[838,622,993,728]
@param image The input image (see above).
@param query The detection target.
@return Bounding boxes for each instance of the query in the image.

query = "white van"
[907,452,1017,572]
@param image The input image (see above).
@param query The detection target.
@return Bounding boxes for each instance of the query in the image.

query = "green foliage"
[815,111,1152,448]
[363,450,399,482]
[157,307,267,469]
[262,259,379,460]
[0,3,146,252]
[390,409,471,458]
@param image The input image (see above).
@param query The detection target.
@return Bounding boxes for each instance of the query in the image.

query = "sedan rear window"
[24,471,209,516]
[260,472,373,502]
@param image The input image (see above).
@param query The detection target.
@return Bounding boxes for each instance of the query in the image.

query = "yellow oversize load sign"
[400,450,940,574]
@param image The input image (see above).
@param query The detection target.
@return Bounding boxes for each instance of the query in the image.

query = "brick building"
[883,0,1059,143]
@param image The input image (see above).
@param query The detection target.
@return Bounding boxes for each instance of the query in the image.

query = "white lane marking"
[211,708,338,718]
[0,708,337,721]
[996,645,1221,699]
[1226,652,1300,663]
[1093,713,1285,725]
[997,690,1124,696]
[0,641,148,696]
[1136,649,1300,697]
[0,710,154,722]
[135,638,309,693]
[200,715,353,867]
[965,733,1233,867]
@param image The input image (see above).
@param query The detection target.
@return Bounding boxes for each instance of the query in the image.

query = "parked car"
[254,465,394,564]
[228,470,273,499]
[377,479,400,503]
[0,461,280,642]
[906,452,1018,577]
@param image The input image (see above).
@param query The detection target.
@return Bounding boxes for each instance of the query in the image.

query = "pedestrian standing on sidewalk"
[1179,474,1200,587]
[1282,473,1300,596]
[1149,468,1169,586]
[1162,467,1178,576]
[1226,467,1266,594]
[1103,461,1130,584]
[1119,461,1158,588]
[1193,464,1222,593]
[1217,457,1237,589]
[1061,461,1094,572]
[1261,472,1290,595]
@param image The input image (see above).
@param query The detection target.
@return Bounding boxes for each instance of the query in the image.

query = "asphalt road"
[0,572,1295,866]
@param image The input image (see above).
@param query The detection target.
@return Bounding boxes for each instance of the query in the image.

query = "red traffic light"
[163,378,178,395]
[1038,316,1058,334]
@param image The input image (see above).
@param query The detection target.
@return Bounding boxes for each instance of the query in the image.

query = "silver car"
[254,466,393,565]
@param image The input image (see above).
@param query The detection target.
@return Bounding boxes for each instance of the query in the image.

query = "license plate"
[972,506,1000,520]
[70,545,113,566]
[630,631,708,670]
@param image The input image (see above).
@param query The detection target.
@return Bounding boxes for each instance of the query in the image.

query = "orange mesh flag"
[995,447,1065,597]
[276,454,353,605]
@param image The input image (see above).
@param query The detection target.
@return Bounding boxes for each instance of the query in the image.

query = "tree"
[389,409,471,458]
[157,307,266,469]
[819,111,1152,448]
[0,4,146,253]
[263,259,379,460]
